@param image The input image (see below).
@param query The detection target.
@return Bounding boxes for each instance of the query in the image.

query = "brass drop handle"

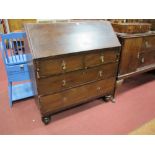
[62,80,66,86]
[100,55,104,63]
[36,72,40,79]
[63,97,67,102]
[141,57,145,63]
[62,60,66,70]
[137,52,140,59]
[145,41,150,48]
[99,70,103,77]
[97,87,101,90]
[20,64,24,70]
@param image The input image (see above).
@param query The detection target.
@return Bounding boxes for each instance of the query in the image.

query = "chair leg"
[8,82,13,107]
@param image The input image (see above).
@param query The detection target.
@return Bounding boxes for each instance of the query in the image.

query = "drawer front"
[8,64,29,74]
[36,54,83,77]
[37,63,117,95]
[39,77,115,115]
[139,51,155,67]
[141,36,155,51]
[85,49,118,68]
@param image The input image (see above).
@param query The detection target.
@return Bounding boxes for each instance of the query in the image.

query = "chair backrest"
[1,32,27,65]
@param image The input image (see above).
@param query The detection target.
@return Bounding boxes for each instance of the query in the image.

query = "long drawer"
[35,49,118,78]
[37,63,117,95]
[39,77,115,115]
[36,54,83,77]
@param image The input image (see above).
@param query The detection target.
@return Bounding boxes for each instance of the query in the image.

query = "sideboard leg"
[116,79,124,88]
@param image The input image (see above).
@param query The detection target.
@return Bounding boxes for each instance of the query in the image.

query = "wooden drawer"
[8,64,30,81]
[85,49,118,68]
[139,51,155,67]
[37,63,117,95]
[8,64,29,74]
[36,54,84,77]
[39,77,115,115]
[141,36,155,51]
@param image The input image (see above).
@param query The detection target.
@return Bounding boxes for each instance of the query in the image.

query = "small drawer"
[84,49,118,68]
[37,63,117,95]
[139,51,155,67]
[141,36,155,51]
[36,54,84,78]
[39,77,115,115]
[7,64,29,74]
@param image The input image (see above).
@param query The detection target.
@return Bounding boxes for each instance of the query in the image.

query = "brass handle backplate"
[36,72,40,79]
[62,80,66,86]
[145,41,151,48]
[137,52,140,59]
[63,97,67,102]
[97,87,101,90]
[100,55,104,63]
[99,71,103,77]
[62,60,66,70]
[141,57,145,63]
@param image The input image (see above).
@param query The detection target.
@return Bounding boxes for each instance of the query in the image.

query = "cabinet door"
[119,38,143,75]
[141,36,155,52]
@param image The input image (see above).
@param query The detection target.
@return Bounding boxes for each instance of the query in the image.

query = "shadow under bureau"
[25,21,121,124]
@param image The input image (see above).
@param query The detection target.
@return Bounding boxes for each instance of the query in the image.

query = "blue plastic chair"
[0,32,34,107]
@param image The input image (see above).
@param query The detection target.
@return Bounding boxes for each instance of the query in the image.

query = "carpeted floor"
[0,46,155,134]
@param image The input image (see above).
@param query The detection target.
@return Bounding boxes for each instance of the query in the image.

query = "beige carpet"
[129,118,155,135]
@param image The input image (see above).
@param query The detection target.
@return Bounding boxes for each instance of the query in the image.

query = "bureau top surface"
[24,21,120,59]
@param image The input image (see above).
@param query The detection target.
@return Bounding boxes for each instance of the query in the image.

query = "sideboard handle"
[100,55,104,63]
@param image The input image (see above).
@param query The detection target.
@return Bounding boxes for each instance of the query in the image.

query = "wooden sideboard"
[8,19,36,32]
[25,21,120,124]
[117,32,155,84]
[112,23,151,34]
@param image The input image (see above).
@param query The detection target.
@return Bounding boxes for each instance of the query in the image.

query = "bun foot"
[42,116,51,125]
[102,95,115,103]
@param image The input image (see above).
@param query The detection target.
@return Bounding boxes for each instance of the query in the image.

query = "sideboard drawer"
[141,36,155,51]
[37,63,117,95]
[36,54,83,77]
[85,49,118,68]
[39,77,115,115]
[139,51,155,67]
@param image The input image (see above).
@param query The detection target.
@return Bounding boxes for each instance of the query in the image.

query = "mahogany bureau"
[116,32,155,85]
[25,21,121,124]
